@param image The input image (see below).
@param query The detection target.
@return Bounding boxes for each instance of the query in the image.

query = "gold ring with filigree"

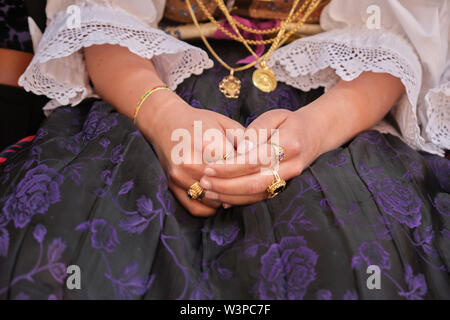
[266,170,287,199]
[187,182,205,200]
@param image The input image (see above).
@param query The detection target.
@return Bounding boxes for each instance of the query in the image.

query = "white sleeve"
[269,0,450,156]
[19,0,213,110]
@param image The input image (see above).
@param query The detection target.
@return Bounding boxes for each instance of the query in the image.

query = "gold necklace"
[196,0,311,45]
[185,0,321,97]
[214,0,311,93]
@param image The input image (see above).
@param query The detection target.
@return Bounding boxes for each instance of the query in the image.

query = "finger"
[200,158,302,195]
[169,182,218,217]
[215,113,245,149]
[203,190,267,205]
[237,109,291,154]
[201,125,236,164]
[167,166,221,207]
[204,143,273,178]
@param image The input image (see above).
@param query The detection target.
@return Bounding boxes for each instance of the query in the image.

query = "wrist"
[294,103,332,158]
[135,90,190,139]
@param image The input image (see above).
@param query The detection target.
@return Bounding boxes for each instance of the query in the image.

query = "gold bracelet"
[133,85,171,125]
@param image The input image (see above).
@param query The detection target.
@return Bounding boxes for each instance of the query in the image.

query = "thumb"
[237,109,291,154]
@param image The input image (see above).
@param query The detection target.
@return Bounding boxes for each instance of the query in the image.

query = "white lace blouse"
[19,0,450,156]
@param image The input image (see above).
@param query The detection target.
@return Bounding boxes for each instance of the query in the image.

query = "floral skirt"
[0,41,449,300]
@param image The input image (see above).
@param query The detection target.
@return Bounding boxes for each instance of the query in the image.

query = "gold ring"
[187,182,205,200]
[223,152,232,160]
[266,170,287,199]
[271,143,285,162]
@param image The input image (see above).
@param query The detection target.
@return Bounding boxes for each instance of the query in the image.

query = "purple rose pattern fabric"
[0,0,33,52]
[1,40,450,299]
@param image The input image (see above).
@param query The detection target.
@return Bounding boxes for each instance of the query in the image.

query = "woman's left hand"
[199,107,328,206]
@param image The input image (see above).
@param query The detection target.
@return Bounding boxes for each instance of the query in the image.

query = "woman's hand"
[85,44,246,217]
[199,72,405,207]
[136,90,244,217]
[199,107,326,206]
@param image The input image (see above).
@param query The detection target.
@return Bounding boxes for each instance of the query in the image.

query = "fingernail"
[237,140,254,154]
[223,203,232,209]
[205,191,219,200]
[204,167,216,176]
[200,177,211,190]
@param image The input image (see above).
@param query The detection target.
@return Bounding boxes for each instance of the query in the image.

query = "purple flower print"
[105,263,154,300]
[327,151,348,168]
[78,109,118,145]
[99,138,110,149]
[14,292,30,300]
[3,164,64,228]
[316,289,332,300]
[358,131,381,144]
[413,226,437,257]
[369,177,422,228]
[0,228,9,257]
[343,290,359,300]
[47,238,67,283]
[398,265,427,300]
[35,128,48,140]
[136,196,156,217]
[77,219,119,253]
[259,236,318,300]
[442,229,450,239]
[434,193,450,216]
[110,145,125,164]
[358,241,391,270]
[210,222,240,246]
[91,219,119,252]
[33,224,47,243]
[101,170,113,186]
[425,156,450,192]
[48,238,66,263]
[0,206,9,227]
[61,108,118,154]
[119,196,160,234]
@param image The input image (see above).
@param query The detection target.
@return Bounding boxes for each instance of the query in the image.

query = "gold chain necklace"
[185,0,321,98]
[214,0,318,94]
[196,0,310,45]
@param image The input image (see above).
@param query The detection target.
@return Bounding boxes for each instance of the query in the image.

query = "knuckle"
[167,166,182,184]
[288,139,302,154]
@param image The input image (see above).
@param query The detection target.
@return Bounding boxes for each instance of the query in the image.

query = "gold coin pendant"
[252,67,277,93]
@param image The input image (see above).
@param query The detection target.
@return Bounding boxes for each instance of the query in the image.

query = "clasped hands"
[138,92,326,217]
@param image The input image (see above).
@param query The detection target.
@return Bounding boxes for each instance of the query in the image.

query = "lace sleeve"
[270,0,449,156]
[19,2,213,107]
[269,28,434,152]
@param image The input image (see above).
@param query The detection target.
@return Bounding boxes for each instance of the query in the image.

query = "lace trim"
[424,81,450,151]
[19,3,213,106]
[267,28,441,153]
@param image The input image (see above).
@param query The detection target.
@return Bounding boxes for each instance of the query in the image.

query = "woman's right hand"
[136,90,244,217]
[84,44,244,216]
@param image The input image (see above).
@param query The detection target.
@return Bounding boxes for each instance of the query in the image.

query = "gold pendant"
[252,66,277,93]
[219,73,241,98]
